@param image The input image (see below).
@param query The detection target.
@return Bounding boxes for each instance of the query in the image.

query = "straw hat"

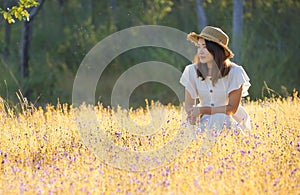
[187,26,234,58]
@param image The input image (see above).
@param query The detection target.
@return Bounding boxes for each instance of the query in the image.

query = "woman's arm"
[189,86,243,118]
[185,90,197,124]
[185,90,196,113]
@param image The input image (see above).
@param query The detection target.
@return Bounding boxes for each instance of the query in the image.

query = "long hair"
[194,40,232,85]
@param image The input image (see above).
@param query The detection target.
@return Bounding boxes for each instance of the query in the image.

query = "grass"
[0,93,299,194]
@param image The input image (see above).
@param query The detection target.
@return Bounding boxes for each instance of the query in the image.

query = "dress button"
[211,103,214,106]
[209,89,213,93]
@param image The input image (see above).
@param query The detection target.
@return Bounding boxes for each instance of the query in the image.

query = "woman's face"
[197,38,214,64]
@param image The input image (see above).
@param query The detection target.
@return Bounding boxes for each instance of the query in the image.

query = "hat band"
[200,33,227,46]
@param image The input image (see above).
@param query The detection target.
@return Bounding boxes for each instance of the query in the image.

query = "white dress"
[180,63,251,133]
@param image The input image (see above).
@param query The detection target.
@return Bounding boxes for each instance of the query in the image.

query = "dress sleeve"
[227,65,251,97]
[180,65,198,99]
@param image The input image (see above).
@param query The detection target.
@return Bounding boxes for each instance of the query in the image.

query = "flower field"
[0,94,299,195]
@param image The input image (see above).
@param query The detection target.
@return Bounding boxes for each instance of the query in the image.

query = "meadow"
[0,93,299,195]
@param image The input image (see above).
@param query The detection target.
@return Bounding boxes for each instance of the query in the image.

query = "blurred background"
[0,0,299,108]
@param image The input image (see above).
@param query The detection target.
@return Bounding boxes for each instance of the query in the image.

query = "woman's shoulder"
[184,63,197,70]
[229,62,247,75]
[183,63,197,73]
[230,62,242,70]
[181,64,198,82]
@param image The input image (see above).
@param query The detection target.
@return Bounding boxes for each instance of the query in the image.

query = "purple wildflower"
[273,178,280,186]
[216,169,223,175]
[240,150,246,155]
[115,131,121,138]
[291,168,298,175]
[163,179,170,186]
[204,165,213,173]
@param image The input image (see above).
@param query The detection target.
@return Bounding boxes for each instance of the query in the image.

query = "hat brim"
[187,32,234,59]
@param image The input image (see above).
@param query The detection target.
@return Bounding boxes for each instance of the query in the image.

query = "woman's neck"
[207,62,212,76]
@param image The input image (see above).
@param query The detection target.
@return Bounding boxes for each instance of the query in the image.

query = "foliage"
[0,0,39,23]
[241,0,300,99]
[0,0,300,105]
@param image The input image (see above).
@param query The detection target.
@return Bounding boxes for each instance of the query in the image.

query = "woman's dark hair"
[194,39,231,85]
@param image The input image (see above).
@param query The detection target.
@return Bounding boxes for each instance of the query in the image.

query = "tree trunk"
[110,0,117,20]
[110,0,117,12]
[57,0,63,7]
[4,20,11,56]
[19,0,45,79]
[20,21,33,78]
[232,0,244,62]
[180,0,188,31]
[196,0,207,31]
[110,0,117,29]
[3,0,14,56]
[89,0,94,25]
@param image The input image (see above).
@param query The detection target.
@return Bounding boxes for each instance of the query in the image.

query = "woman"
[180,26,251,133]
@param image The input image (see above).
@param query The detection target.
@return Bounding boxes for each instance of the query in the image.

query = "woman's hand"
[189,107,202,117]
[187,107,202,125]
[184,85,243,126]
[187,109,196,125]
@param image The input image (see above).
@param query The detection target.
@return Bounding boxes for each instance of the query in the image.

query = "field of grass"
[0,94,299,194]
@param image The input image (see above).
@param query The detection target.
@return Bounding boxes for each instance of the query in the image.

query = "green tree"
[0,0,39,23]
[1,0,300,105]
